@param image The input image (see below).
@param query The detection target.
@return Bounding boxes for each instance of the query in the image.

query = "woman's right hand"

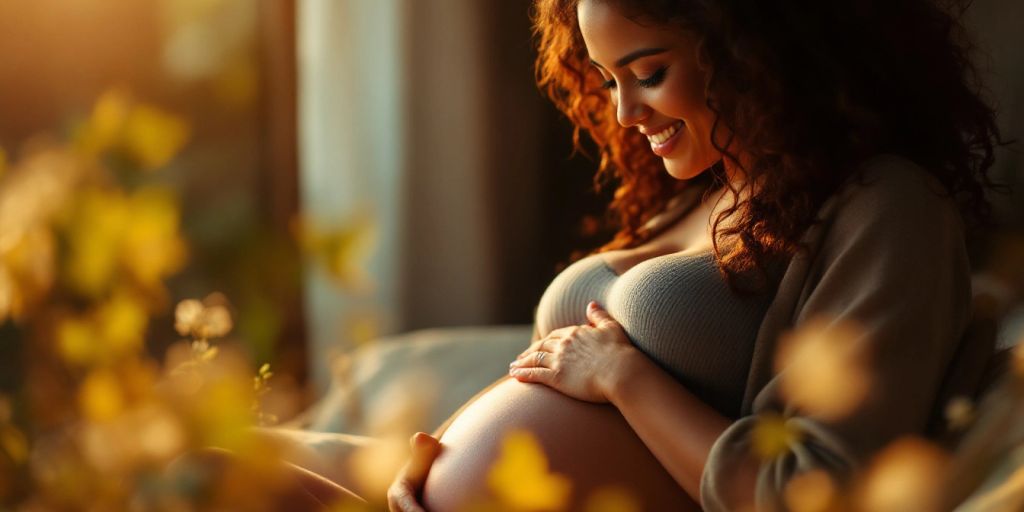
[387,432,442,512]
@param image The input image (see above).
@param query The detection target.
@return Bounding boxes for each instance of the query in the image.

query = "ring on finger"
[536,352,546,364]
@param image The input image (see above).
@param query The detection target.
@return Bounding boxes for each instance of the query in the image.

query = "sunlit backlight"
[775,318,871,421]
[79,369,125,422]
[348,436,408,501]
[487,429,572,511]
[584,486,641,512]
[944,395,975,432]
[856,437,949,512]
[783,469,838,512]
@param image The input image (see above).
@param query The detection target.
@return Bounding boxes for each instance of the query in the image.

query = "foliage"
[0,91,301,509]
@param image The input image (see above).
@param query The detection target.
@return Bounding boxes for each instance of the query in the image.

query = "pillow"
[303,325,532,437]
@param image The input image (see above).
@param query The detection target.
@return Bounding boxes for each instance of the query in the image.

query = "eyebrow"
[590,47,668,70]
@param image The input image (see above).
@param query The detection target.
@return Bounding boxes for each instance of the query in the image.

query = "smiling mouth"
[647,121,684,157]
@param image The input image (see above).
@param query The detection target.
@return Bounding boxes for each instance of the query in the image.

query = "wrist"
[602,345,652,404]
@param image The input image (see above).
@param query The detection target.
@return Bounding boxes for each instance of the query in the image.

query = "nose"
[614,89,650,127]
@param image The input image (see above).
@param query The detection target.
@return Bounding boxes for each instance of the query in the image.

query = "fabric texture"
[303,325,531,436]
[699,154,975,510]
[534,247,770,418]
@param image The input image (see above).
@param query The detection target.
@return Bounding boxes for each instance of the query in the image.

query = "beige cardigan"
[699,154,976,510]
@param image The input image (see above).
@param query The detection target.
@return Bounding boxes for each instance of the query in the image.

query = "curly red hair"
[532,0,1004,288]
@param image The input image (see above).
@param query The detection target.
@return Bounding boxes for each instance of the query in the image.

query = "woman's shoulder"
[845,153,957,205]
[794,153,968,275]
[823,153,963,231]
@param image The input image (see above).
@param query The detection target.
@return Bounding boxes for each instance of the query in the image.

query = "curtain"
[297,0,545,391]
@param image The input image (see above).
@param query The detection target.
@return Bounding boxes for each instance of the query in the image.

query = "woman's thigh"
[167,447,368,511]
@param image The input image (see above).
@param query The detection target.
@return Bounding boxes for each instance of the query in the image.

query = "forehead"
[577,0,681,66]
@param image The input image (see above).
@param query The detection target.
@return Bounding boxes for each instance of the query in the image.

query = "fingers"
[509,366,554,384]
[386,433,440,512]
[406,432,441,484]
[387,481,425,512]
[510,349,553,371]
[518,325,580,360]
[517,338,546,360]
[586,301,618,328]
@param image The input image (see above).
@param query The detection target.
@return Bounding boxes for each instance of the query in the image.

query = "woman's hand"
[387,432,441,512]
[509,301,637,403]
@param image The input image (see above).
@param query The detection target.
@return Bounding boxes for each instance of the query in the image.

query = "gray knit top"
[534,250,770,418]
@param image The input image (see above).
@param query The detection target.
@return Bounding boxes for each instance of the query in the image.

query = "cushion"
[303,325,532,437]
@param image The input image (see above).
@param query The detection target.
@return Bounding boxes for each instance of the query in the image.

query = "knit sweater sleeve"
[700,156,972,511]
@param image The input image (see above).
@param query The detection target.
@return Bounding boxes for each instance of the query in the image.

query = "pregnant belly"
[421,379,697,511]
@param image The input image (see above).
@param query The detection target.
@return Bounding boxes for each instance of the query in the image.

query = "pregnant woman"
[384,0,1004,510]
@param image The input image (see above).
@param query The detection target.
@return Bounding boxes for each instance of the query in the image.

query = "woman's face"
[577,0,722,180]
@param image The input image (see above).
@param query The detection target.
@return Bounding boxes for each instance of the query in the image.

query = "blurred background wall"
[0,0,1021,397]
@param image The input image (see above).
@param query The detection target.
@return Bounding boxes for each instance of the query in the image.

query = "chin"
[664,157,715,181]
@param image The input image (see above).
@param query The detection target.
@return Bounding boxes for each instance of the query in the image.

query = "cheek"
[657,72,709,122]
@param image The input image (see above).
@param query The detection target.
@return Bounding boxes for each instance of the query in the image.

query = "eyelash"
[601,67,668,90]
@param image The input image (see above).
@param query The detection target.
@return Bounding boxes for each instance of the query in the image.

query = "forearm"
[605,350,757,506]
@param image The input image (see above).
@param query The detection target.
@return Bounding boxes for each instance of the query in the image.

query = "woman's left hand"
[509,301,636,403]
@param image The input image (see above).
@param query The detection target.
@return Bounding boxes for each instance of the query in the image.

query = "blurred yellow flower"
[751,412,802,461]
[174,299,204,335]
[294,215,376,291]
[783,469,838,512]
[96,291,149,354]
[57,316,97,366]
[856,437,949,512]
[135,404,187,461]
[0,149,76,321]
[0,148,77,253]
[64,188,130,297]
[122,104,190,170]
[57,291,149,366]
[776,318,870,421]
[64,186,187,299]
[2,228,56,319]
[584,486,640,512]
[75,90,190,171]
[175,294,233,340]
[77,89,132,157]
[944,395,975,432]
[189,364,256,450]
[0,228,56,322]
[488,430,572,511]
[121,186,188,287]
[79,370,125,422]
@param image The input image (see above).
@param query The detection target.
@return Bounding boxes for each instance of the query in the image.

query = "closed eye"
[636,67,667,88]
[599,67,668,90]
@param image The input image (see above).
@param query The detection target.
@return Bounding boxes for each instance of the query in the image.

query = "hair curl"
[532,0,1005,289]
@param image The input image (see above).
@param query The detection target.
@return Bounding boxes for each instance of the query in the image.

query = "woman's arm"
[510,303,756,506]
[700,158,973,511]
[604,341,758,506]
